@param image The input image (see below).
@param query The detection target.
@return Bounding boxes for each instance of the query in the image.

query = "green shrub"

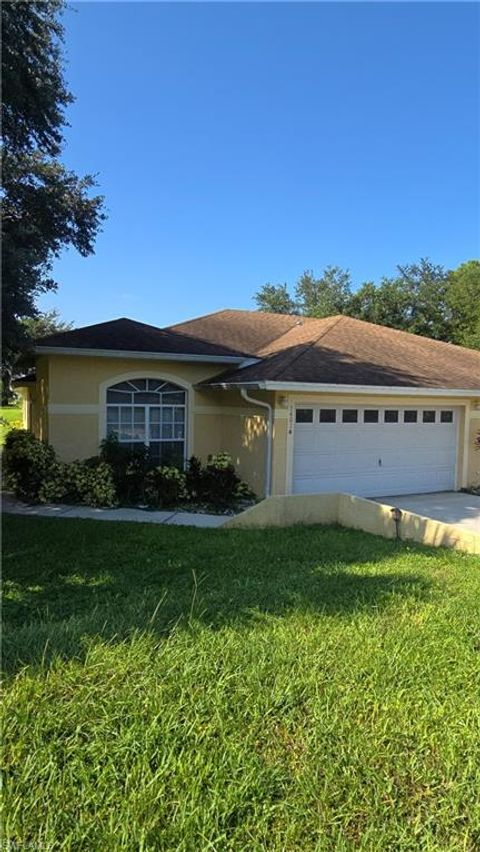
[4,431,253,511]
[185,455,203,500]
[64,460,118,508]
[38,462,69,504]
[100,434,152,504]
[3,429,56,502]
[144,466,187,508]
[186,453,255,508]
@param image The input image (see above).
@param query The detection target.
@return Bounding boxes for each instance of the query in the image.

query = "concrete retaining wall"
[224,493,480,555]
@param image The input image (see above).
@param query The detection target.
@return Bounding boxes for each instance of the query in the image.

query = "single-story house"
[14,310,480,498]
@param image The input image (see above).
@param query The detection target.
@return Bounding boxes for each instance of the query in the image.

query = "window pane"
[173,407,185,424]
[162,391,185,405]
[162,423,173,439]
[120,407,132,425]
[149,423,161,440]
[423,410,436,424]
[149,407,161,423]
[107,390,133,403]
[441,410,453,423]
[162,382,183,393]
[119,427,134,440]
[404,410,418,423]
[120,441,146,453]
[364,410,379,424]
[109,381,135,391]
[132,408,146,440]
[174,423,185,439]
[319,409,336,423]
[107,406,119,423]
[296,409,313,423]
[342,409,358,423]
[384,410,399,423]
[132,422,146,441]
[134,392,161,404]
[162,407,173,423]
[130,379,147,391]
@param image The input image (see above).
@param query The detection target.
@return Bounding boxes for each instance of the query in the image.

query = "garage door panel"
[294,468,455,497]
[294,451,384,476]
[292,406,457,497]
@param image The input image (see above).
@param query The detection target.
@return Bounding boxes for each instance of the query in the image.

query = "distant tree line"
[254,259,480,349]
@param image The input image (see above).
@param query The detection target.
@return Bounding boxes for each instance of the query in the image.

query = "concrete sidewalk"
[1,494,228,528]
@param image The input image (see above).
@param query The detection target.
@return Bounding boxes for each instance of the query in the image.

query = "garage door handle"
[378,459,382,466]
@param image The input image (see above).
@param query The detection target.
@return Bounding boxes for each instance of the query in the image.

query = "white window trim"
[99,371,194,461]
[107,401,187,456]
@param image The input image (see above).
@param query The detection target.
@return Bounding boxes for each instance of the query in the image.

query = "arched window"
[106,378,186,467]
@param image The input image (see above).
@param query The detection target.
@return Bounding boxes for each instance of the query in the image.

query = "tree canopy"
[1,0,105,388]
[254,258,480,349]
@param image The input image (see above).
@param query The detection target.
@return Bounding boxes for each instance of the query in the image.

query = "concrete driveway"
[377,491,480,534]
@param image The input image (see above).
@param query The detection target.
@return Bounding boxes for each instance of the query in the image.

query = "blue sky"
[43,1,479,328]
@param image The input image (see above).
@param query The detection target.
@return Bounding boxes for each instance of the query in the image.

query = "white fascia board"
[35,346,258,366]
[208,380,480,397]
[262,382,480,396]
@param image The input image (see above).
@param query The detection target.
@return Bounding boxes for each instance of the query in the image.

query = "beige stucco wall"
[467,412,480,485]
[21,354,269,497]
[17,354,480,496]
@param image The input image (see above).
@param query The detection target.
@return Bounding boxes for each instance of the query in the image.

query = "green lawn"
[2,515,480,850]
[0,403,22,443]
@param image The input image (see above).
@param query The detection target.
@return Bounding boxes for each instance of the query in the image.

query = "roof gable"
[36,317,249,359]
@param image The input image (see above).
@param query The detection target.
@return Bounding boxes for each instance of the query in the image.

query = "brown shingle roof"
[35,310,480,390]
[169,309,305,355]
[36,317,248,359]
[201,313,480,390]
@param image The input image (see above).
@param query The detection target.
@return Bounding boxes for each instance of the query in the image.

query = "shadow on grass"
[2,514,436,675]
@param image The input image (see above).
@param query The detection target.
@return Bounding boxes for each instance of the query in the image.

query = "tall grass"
[2,515,480,850]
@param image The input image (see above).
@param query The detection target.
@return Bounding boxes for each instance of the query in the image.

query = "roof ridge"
[168,308,235,330]
[339,315,480,355]
[262,315,345,380]
[256,313,344,355]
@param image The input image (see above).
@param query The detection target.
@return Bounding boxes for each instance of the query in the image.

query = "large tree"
[253,258,479,348]
[254,267,352,317]
[254,283,297,314]
[295,266,352,318]
[10,310,73,383]
[347,259,453,340]
[1,0,105,395]
[446,260,480,349]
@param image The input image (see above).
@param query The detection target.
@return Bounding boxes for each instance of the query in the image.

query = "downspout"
[240,388,273,497]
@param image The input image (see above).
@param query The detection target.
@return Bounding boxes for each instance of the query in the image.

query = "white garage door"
[292,404,458,497]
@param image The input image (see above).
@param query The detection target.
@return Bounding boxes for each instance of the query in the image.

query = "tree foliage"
[254,258,480,348]
[1,0,105,371]
[21,308,73,342]
[295,267,352,318]
[254,283,297,314]
[446,260,480,349]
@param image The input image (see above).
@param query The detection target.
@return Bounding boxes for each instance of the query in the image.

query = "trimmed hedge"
[3,431,256,511]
